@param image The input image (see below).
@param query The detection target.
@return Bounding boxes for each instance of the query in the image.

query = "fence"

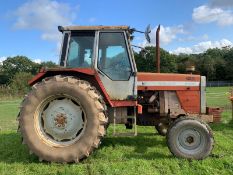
[207,81,233,87]
[206,86,232,116]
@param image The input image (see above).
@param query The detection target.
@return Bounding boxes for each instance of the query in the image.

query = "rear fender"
[28,68,113,106]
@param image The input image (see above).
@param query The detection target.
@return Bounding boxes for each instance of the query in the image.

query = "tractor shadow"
[101,132,173,160]
[0,132,172,163]
[0,122,232,163]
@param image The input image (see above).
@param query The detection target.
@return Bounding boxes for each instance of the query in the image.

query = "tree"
[9,72,34,95]
[39,61,58,69]
[223,48,233,80]
[134,46,177,73]
[134,48,155,72]
[2,56,40,84]
[201,55,216,80]
[175,47,233,81]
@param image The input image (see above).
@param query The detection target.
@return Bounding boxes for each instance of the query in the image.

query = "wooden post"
[231,89,233,121]
[231,98,233,121]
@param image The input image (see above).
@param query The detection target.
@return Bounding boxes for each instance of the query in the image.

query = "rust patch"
[54,113,67,127]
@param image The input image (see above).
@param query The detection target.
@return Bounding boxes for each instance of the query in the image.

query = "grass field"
[0,87,232,175]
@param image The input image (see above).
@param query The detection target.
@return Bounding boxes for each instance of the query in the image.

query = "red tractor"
[18,25,215,163]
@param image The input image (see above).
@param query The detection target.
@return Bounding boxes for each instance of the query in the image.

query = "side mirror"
[129,24,151,43]
[145,24,151,43]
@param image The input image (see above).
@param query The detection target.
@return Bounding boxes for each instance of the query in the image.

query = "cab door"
[96,31,136,100]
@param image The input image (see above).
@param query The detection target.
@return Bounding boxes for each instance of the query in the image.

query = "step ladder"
[112,106,137,136]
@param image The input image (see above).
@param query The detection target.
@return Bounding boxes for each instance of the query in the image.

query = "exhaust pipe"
[156,25,160,73]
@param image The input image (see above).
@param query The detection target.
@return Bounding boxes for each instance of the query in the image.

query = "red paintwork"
[137,104,143,114]
[176,91,200,114]
[29,72,46,85]
[28,68,113,105]
[137,72,200,91]
[138,72,201,114]
[138,86,199,91]
[29,68,95,85]
[29,69,202,113]
[28,68,137,107]
[138,72,201,81]
[93,71,113,106]
[111,100,137,107]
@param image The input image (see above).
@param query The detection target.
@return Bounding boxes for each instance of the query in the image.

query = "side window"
[66,32,95,68]
[98,32,132,80]
[67,40,79,65]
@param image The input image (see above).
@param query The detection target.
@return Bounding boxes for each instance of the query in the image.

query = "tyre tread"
[18,75,108,163]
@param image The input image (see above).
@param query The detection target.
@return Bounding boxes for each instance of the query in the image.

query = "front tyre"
[167,117,214,160]
[19,76,108,163]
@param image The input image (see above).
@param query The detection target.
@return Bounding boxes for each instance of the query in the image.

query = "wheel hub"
[178,128,203,153]
[40,98,85,143]
[186,136,194,144]
[54,113,67,128]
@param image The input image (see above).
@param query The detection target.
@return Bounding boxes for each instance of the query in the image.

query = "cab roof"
[58,25,130,32]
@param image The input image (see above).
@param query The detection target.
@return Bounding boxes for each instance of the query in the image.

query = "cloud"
[209,0,233,8]
[13,0,77,42]
[156,25,185,45]
[171,39,233,55]
[33,59,42,64]
[140,25,185,47]
[192,5,233,26]
[178,34,209,42]
[0,56,7,65]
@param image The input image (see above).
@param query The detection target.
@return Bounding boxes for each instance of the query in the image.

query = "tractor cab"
[58,26,137,101]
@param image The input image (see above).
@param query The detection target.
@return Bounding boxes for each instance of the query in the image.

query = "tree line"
[135,46,233,81]
[0,47,232,96]
[0,56,57,96]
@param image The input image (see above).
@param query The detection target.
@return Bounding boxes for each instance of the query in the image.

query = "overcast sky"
[1,0,233,63]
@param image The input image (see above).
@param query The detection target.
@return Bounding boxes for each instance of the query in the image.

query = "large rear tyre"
[167,117,214,160]
[19,75,108,163]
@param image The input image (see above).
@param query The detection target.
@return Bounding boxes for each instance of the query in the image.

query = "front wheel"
[167,117,214,160]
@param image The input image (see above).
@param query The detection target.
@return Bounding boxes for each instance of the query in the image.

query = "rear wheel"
[19,75,108,163]
[155,122,168,136]
[167,117,214,160]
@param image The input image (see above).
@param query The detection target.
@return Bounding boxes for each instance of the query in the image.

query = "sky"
[0,0,233,63]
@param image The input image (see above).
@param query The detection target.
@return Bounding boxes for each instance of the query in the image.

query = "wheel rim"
[34,95,86,147]
[177,127,206,155]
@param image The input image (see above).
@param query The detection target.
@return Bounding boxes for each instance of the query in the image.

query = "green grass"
[206,86,232,123]
[206,86,232,108]
[0,87,232,175]
[0,100,21,131]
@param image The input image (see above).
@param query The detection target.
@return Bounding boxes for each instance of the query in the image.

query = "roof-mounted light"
[58,26,65,33]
